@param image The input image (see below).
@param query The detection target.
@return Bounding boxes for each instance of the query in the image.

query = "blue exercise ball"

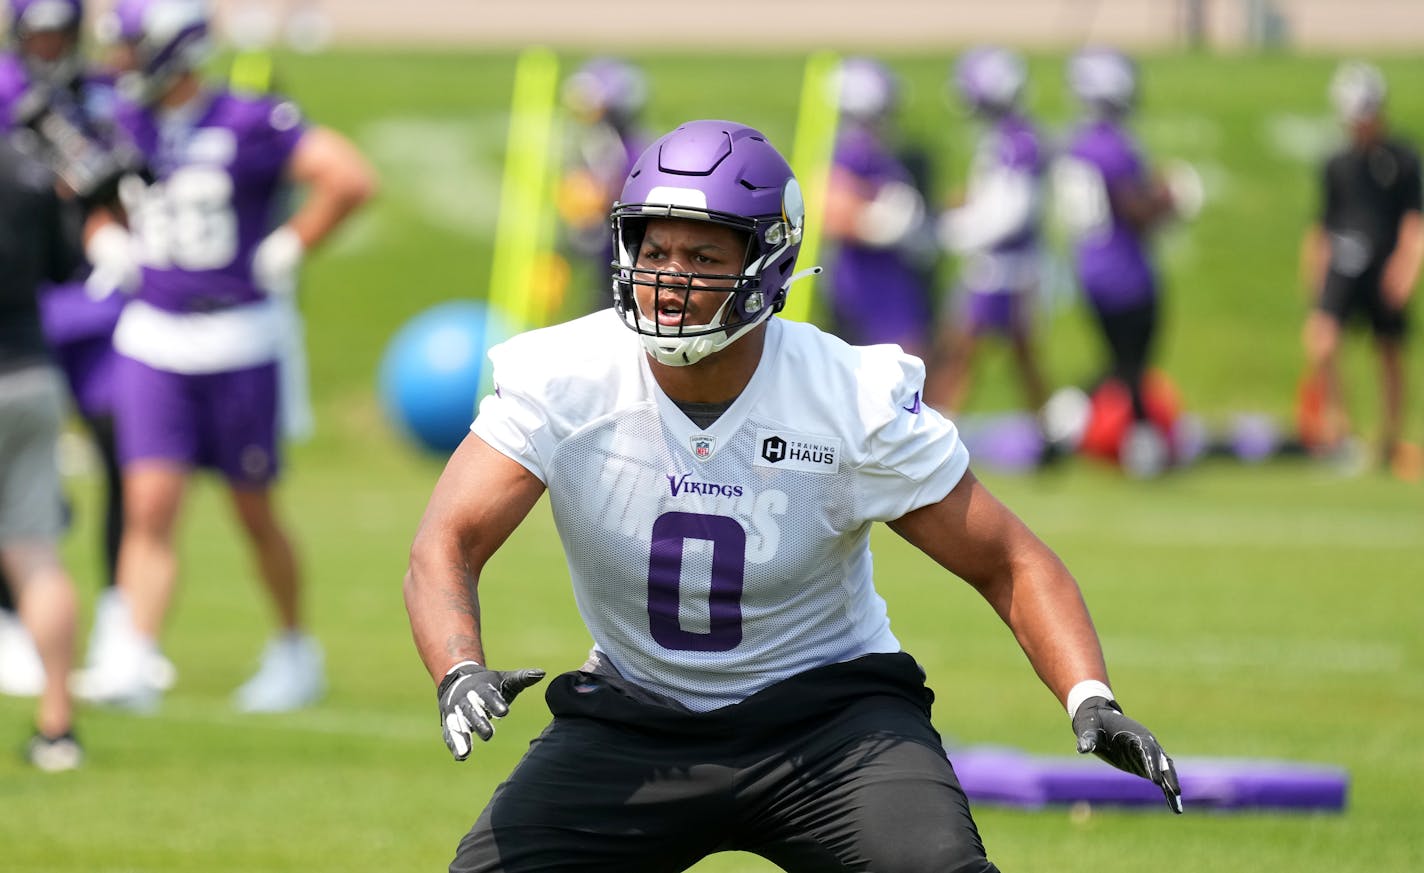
[379,301,512,454]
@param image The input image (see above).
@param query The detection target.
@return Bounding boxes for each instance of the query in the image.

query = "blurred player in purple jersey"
[1057,48,1196,476]
[0,133,85,769]
[1299,61,1423,475]
[75,0,376,713]
[926,47,1052,440]
[822,57,936,358]
[405,119,1180,873]
[557,56,652,316]
[0,0,147,698]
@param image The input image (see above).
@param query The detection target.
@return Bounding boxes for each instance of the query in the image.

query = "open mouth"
[655,293,688,328]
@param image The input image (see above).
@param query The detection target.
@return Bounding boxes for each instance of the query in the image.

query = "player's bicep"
[413,433,546,572]
[284,125,377,196]
[888,469,1042,599]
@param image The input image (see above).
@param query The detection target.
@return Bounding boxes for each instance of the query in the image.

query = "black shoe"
[26,730,82,772]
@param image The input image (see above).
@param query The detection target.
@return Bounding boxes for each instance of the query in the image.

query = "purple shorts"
[962,289,1031,338]
[114,355,281,486]
[51,337,119,421]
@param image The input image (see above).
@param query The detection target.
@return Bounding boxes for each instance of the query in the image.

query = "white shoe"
[0,610,45,698]
[84,589,177,692]
[1121,422,1170,479]
[233,632,325,713]
[70,613,164,712]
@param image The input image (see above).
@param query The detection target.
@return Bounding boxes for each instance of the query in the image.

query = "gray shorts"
[0,365,67,545]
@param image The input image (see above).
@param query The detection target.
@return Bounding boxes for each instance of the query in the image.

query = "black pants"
[1092,299,1159,421]
[450,653,1000,873]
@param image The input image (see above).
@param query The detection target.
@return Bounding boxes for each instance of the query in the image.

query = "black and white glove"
[436,660,545,761]
[1073,696,1184,814]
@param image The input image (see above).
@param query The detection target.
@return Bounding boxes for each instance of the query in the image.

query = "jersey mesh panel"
[548,404,895,712]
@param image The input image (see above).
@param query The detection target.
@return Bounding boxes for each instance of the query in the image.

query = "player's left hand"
[437,661,546,761]
[252,225,304,298]
[1073,696,1184,814]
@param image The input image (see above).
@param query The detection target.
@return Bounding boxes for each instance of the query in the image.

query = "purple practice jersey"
[116,90,305,314]
[983,113,1043,254]
[1062,118,1157,311]
[948,111,1046,299]
[828,125,932,350]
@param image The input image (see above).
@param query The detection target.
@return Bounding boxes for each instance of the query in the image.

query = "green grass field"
[2,48,1422,872]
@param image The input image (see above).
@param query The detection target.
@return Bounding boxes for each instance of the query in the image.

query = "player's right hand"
[436,661,545,761]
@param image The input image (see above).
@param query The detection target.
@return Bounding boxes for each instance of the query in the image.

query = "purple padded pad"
[949,746,1347,811]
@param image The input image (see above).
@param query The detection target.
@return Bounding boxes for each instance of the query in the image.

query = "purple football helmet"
[8,0,84,85]
[1067,47,1137,116]
[834,57,898,124]
[610,120,812,367]
[954,46,1026,116]
[98,0,209,105]
[563,57,647,127]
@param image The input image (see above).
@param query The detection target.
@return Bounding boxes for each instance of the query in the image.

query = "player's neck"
[647,324,768,405]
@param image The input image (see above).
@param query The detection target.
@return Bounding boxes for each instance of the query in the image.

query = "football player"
[1299,61,1423,475]
[557,56,652,316]
[1057,48,1194,477]
[926,47,1052,441]
[75,0,376,712]
[822,57,936,357]
[405,119,1181,873]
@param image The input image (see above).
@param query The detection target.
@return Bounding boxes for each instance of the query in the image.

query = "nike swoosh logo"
[902,391,921,414]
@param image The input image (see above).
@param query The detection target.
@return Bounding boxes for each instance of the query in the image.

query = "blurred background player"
[0,0,152,697]
[926,47,1052,445]
[822,56,937,358]
[1056,47,1198,476]
[556,56,650,316]
[76,0,376,712]
[1299,61,1422,476]
[0,132,84,769]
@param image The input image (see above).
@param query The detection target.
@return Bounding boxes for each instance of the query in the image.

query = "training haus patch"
[753,429,841,474]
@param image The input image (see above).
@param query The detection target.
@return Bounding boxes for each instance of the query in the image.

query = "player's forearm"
[1113,180,1173,234]
[286,175,373,251]
[285,128,378,250]
[404,547,488,684]
[979,548,1112,708]
[1383,211,1424,305]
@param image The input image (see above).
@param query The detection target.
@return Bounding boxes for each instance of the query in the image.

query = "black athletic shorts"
[449,652,1001,873]
[1319,266,1408,339]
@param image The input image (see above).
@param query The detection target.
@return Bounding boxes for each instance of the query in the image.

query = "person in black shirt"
[1300,61,1424,472]
[0,135,85,770]
[0,0,151,699]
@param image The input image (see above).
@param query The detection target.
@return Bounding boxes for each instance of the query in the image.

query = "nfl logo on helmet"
[690,435,715,461]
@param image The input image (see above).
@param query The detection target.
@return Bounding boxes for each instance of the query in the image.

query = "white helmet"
[1067,47,1136,117]
[1330,61,1386,124]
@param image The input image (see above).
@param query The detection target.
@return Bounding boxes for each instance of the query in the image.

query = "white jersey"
[472,311,969,711]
